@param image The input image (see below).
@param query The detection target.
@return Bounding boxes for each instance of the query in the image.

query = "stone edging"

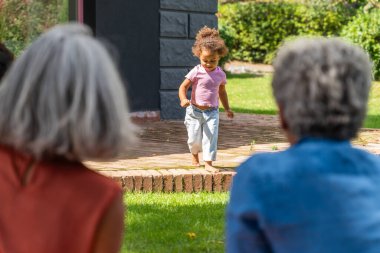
[100,169,236,193]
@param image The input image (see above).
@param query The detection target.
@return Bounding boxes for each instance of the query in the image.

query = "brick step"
[100,169,236,193]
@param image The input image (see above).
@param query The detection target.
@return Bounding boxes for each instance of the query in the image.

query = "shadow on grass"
[226,72,265,79]
[224,107,278,115]
[123,203,226,253]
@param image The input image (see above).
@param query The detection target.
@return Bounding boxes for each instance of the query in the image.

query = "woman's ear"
[278,104,288,131]
[278,104,298,145]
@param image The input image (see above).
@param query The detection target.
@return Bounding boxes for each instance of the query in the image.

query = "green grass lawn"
[225,73,380,128]
[226,73,276,115]
[123,192,229,253]
[366,80,380,128]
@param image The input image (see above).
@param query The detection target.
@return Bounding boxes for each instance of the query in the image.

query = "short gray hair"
[272,37,372,140]
[0,23,137,160]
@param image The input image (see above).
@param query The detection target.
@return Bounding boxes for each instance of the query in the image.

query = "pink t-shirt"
[185,65,227,108]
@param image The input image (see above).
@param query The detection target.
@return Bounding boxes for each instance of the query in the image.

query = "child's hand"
[180,99,190,108]
[226,109,234,119]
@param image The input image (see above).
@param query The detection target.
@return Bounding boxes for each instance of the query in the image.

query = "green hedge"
[219,1,359,64]
[341,9,380,80]
[0,0,68,56]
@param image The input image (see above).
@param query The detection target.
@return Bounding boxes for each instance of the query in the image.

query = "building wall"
[88,0,160,113]
[159,0,218,119]
[82,0,217,119]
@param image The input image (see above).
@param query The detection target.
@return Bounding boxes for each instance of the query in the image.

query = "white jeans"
[184,105,219,161]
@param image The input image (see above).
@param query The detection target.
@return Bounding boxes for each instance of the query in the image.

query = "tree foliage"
[219,1,359,63]
[341,9,380,80]
[0,0,68,55]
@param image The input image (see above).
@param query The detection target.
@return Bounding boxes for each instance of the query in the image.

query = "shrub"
[0,0,68,56]
[219,1,359,64]
[341,9,380,80]
[219,2,299,63]
[294,2,355,36]
[218,24,234,67]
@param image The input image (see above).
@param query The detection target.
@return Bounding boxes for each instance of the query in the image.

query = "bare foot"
[205,161,219,173]
[192,153,200,167]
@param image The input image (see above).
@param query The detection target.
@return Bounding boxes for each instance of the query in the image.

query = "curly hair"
[192,26,228,57]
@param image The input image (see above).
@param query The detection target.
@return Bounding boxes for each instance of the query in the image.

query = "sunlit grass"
[225,73,380,129]
[225,73,277,115]
[123,192,229,253]
[366,81,380,128]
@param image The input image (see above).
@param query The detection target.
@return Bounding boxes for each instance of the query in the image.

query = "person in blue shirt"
[226,37,380,253]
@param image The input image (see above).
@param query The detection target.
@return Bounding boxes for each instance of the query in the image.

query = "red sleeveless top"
[0,145,122,253]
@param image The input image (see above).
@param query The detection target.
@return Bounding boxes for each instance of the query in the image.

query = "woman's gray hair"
[0,23,137,160]
[272,37,372,140]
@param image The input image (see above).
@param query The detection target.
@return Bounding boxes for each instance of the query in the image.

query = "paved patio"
[85,113,380,192]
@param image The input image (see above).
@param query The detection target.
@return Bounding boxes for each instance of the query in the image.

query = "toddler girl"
[178,26,234,172]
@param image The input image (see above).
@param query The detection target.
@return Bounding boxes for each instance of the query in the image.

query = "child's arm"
[219,85,234,119]
[178,79,192,107]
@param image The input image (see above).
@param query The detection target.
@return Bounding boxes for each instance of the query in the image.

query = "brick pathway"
[85,113,380,193]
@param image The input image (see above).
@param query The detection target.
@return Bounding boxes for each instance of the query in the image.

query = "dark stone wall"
[82,0,218,118]
[159,0,218,119]
[84,0,160,112]
[83,0,96,32]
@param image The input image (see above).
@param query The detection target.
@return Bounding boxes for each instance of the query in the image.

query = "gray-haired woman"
[227,38,380,253]
[0,23,136,253]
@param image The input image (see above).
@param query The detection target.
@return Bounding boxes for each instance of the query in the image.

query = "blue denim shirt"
[226,138,380,253]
